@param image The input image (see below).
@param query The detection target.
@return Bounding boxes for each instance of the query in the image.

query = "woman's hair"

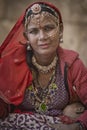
[26,47,38,77]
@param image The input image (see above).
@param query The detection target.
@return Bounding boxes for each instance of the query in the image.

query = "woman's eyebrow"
[27,27,38,31]
[44,24,56,27]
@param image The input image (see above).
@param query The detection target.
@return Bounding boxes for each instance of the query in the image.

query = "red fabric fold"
[0,43,32,105]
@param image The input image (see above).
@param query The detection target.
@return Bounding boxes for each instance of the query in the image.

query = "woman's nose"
[38,30,47,40]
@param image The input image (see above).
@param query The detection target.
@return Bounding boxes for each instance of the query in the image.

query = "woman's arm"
[68,58,87,129]
[48,122,83,130]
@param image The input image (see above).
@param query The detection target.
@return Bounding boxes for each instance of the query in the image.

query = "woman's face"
[26,13,60,57]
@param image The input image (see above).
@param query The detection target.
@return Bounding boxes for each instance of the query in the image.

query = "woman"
[0,1,87,130]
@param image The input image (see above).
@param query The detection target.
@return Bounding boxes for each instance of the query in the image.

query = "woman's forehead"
[27,23,56,30]
[27,16,57,29]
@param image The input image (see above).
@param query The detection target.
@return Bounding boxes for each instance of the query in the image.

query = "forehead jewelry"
[31,4,41,14]
[26,3,58,18]
[24,3,59,28]
[27,12,59,28]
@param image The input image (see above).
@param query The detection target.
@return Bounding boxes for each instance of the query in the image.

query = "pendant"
[50,83,57,89]
[39,102,48,112]
[28,85,33,91]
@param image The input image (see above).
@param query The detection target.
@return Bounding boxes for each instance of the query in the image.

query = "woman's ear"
[23,32,28,40]
[59,23,63,43]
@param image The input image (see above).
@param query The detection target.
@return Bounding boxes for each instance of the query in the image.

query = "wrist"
[77,122,85,130]
[79,123,83,130]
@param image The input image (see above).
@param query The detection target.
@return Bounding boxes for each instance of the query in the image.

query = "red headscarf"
[0,2,63,105]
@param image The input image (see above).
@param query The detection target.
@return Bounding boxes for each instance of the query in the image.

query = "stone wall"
[0,0,87,65]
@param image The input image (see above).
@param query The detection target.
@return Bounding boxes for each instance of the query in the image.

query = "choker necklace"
[32,55,58,73]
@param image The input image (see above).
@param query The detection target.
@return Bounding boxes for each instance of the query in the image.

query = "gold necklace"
[31,69,58,113]
[32,55,58,73]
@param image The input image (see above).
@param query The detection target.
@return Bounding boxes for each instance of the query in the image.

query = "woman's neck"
[34,53,57,66]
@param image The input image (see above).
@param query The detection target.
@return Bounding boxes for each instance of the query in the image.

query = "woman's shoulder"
[58,46,79,67]
[58,46,79,57]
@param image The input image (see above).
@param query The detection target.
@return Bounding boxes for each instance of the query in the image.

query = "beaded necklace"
[32,55,58,73]
[27,55,58,113]
[28,65,58,114]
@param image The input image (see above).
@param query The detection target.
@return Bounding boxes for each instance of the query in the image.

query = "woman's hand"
[48,122,80,130]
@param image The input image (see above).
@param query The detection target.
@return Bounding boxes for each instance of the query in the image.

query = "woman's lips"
[39,43,50,49]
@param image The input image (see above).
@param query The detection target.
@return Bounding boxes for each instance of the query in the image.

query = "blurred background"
[0,0,87,65]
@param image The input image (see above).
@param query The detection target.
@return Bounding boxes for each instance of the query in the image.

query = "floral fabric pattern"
[0,113,61,130]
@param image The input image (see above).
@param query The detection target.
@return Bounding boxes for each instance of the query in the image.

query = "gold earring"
[59,33,63,43]
[27,45,31,50]
[59,38,63,43]
[26,41,32,50]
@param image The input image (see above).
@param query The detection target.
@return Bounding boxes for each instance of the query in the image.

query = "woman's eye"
[44,25,55,32]
[27,29,38,34]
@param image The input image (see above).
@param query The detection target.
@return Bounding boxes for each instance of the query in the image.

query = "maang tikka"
[24,3,59,28]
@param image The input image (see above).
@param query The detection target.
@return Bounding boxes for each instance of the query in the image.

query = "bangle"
[78,122,84,130]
